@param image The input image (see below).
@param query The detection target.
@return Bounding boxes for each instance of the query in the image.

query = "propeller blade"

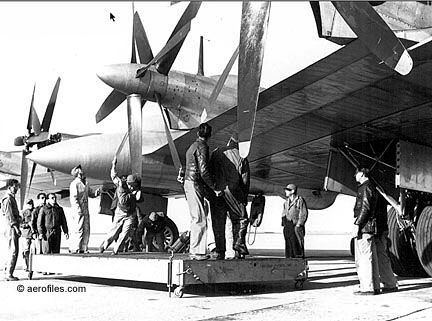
[155,94,182,171]
[134,12,154,64]
[41,77,61,132]
[332,1,413,75]
[197,36,204,76]
[237,1,270,158]
[95,89,126,123]
[28,162,37,196]
[27,84,36,132]
[31,105,41,136]
[20,150,29,210]
[156,1,202,75]
[201,45,239,122]
[136,22,191,78]
[127,94,143,176]
[209,46,239,107]
[115,131,129,158]
[131,3,137,64]
[48,168,57,186]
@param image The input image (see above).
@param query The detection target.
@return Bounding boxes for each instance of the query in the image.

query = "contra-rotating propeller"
[95,2,201,176]
[14,78,61,208]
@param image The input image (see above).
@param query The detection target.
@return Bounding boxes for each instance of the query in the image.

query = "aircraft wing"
[155,38,432,196]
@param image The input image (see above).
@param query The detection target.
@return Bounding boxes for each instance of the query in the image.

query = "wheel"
[387,207,426,277]
[416,206,432,277]
[174,286,184,298]
[163,218,179,249]
[295,280,304,290]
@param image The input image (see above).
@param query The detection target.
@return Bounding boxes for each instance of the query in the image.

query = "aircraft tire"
[387,207,426,277]
[164,217,180,249]
[416,206,432,277]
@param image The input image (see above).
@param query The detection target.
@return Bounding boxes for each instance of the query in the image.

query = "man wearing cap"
[209,133,250,259]
[281,183,308,259]
[69,165,100,253]
[1,179,21,281]
[184,122,217,260]
[20,199,34,271]
[99,156,142,254]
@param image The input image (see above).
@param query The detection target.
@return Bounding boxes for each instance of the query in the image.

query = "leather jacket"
[184,138,214,190]
[353,180,378,235]
[209,141,250,204]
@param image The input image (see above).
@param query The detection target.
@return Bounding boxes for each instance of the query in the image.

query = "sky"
[0,1,340,150]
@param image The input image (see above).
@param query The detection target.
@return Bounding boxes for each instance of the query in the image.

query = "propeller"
[332,1,413,75]
[14,78,61,208]
[237,1,271,158]
[96,3,201,180]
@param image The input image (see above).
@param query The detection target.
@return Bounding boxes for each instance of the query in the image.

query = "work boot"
[5,275,19,281]
[233,243,249,256]
[209,251,225,260]
[189,254,209,261]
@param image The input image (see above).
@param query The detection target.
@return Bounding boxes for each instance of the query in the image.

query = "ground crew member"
[281,183,308,259]
[1,179,21,281]
[184,122,217,260]
[209,134,250,259]
[30,193,46,254]
[20,199,34,271]
[37,193,69,254]
[352,168,381,295]
[69,165,99,253]
[142,211,166,252]
[99,156,141,254]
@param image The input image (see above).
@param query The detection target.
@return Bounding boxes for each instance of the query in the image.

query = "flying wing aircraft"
[28,2,432,278]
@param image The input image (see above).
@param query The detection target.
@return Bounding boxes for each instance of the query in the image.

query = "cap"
[229,132,239,143]
[126,174,141,184]
[355,167,369,175]
[26,199,34,206]
[284,183,297,191]
[70,164,82,177]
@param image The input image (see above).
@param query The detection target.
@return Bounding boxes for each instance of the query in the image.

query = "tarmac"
[1,251,431,321]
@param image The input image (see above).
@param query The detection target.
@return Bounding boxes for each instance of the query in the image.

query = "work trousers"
[42,228,62,254]
[72,214,90,252]
[375,232,398,289]
[32,238,43,255]
[102,213,136,254]
[283,220,305,258]
[184,180,209,255]
[355,233,379,292]
[211,190,249,256]
[144,230,165,252]
[21,237,32,270]
[3,227,19,277]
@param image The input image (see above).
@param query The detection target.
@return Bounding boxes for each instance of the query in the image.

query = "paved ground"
[1,255,431,321]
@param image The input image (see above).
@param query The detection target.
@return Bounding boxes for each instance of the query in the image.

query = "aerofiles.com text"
[16,284,86,293]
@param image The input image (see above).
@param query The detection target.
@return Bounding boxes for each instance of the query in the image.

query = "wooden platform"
[30,252,308,296]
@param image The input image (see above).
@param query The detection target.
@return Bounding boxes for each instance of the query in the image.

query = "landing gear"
[416,206,432,277]
[387,207,426,277]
